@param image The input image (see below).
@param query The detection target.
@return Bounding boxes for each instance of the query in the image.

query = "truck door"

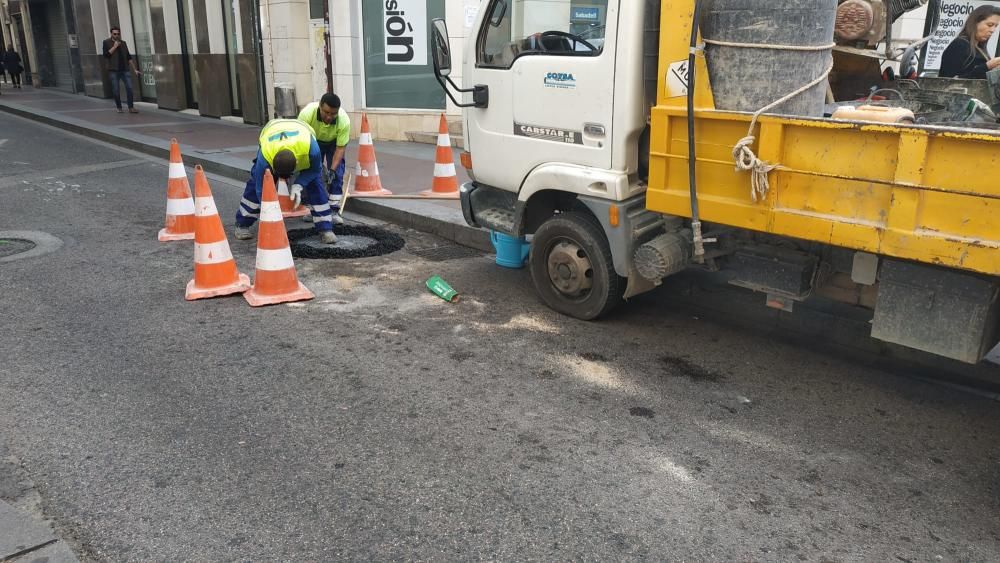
[466,0,617,191]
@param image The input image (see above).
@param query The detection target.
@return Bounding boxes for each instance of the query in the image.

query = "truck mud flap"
[871,259,1000,364]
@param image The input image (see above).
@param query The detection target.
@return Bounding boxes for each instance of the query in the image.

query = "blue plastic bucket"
[490,231,531,269]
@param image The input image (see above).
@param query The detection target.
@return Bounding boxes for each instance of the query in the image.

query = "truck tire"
[529,212,624,320]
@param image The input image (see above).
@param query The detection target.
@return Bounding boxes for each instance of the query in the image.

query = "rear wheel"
[529,212,624,320]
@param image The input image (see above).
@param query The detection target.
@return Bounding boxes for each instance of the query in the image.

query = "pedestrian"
[101,26,141,113]
[939,5,1000,79]
[297,92,350,223]
[3,46,22,89]
[0,47,6,85]
[234,118,338,244]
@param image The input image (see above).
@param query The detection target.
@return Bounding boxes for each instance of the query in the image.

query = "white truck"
[429,0,1000,364]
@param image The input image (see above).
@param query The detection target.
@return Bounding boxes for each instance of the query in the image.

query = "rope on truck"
[702,40,836,202]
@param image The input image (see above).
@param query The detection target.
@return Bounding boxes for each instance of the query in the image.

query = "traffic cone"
[244,170,315,307]
[185,165,251,300]
[158,138,196,241]
[276,177,309,218]
[352,113,392,196]
[420,114,460,199]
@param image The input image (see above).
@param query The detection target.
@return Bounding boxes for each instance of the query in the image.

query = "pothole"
[0,239,36,259]
[288,226,405,259]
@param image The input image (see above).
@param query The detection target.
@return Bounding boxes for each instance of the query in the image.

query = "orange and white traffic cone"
[276,177,310,218]
[420,114,460,199]
[185,165,251,300]
[158,138,196,241]
[352,113,392,196]
[244,170,315,307]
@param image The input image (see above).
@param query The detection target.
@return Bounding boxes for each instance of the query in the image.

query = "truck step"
[475,207,517,233]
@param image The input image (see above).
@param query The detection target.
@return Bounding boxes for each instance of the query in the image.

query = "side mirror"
[431,18,451,77]
[430,17,489,109]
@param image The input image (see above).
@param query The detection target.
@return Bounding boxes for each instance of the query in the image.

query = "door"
[466,0,616,191]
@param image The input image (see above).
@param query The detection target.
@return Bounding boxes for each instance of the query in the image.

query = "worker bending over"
[234,118,338,244]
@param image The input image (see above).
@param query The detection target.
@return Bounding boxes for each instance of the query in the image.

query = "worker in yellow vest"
[298,93,351,213]
[234,118,337,244]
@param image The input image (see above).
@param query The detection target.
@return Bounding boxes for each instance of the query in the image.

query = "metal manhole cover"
[288,226,405,259]
[0,239,35,258]
[407,244,482,262]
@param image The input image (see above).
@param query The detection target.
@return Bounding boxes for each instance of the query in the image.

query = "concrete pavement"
[0,86,491,252]
[0,499,78,562]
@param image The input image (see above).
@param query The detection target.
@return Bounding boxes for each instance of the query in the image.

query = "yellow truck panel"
[648,102,1000,278]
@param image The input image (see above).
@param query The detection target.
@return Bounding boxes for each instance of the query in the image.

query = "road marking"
[0,139,7,147]
[0,159,147,189]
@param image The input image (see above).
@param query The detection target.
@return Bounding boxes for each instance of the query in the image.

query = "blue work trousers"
[109,71,135,109]
[318,141,346,197]
[235,165,333,232]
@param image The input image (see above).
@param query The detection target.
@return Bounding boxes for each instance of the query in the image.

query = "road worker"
[297,93,350,219]
[234,118,338,244]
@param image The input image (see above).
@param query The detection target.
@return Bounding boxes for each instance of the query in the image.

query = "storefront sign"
[384,0,427,66]
[571,7,601,23]
[924,0,1000,71]
[141,58,155,87]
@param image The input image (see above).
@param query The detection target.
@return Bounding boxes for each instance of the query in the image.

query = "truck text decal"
[514,122,583,145]
[543,72,577,89]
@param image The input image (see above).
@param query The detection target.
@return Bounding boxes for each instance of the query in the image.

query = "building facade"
[0,0,613,138]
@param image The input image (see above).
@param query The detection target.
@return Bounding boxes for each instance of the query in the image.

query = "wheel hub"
[546,241,593,296]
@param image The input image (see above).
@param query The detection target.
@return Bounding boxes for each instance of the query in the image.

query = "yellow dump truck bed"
[646,108,1000,277]
[646,0,999,278]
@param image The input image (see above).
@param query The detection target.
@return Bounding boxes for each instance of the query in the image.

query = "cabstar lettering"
[514,122,584,145]
[384,0,427,66]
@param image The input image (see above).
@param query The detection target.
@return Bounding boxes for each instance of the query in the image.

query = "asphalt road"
[1,112,998,561]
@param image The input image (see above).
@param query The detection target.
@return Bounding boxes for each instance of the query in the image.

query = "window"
[477,0,607,69]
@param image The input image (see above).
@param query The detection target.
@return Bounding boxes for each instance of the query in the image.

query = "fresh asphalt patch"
[288,225,406,259]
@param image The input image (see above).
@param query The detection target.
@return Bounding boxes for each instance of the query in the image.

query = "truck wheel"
[529,212,624,320]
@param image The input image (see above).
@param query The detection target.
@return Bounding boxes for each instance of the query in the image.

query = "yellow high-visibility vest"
[259,119,314,172]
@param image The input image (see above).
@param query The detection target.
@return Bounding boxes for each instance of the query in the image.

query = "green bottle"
[426,275,459,302]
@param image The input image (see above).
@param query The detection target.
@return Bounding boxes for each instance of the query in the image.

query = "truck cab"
[434,1,656,320]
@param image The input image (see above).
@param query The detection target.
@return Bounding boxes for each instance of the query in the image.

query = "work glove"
[289,183,304,209]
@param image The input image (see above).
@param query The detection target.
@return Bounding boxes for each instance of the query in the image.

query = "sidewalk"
[0,86,490,251]
[0,498,78,562]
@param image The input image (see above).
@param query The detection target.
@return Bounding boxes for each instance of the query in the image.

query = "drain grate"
[288,226,405,259]
[407,244,481,262]
[0,239,36,259]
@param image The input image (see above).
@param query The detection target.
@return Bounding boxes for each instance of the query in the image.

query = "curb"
[0,102,492,253]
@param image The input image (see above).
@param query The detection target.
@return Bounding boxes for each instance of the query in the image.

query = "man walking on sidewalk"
[3,46,22,89]
[234,119,338,244]
[102,26,141,113]
[297,93,350,223]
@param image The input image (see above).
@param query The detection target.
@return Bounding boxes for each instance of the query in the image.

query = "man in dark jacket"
[2,47,22,88]
[102,26,141,113]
